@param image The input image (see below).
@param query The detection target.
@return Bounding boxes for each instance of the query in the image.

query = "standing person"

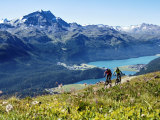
[114,67,122,83]
[104,68,112,86]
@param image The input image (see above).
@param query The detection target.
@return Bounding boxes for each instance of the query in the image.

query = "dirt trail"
[48,76,137,94]
[121,76,136,83]
[106,76,137,88]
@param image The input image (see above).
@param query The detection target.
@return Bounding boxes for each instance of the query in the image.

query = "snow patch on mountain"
[114,23,160,33]
[113,24,142,32]
[0,18,9,23]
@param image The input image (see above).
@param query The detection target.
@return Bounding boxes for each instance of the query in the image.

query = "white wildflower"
[2,101,8,105]
[6,104,13,113]
[61,109,65,112]
[54,98,57,101]
[141,114,145,117]
[104,113,108,117]
[109,108,113,113]
[130,98,135,103]
[32,101,39,105]
[99,107,103,111]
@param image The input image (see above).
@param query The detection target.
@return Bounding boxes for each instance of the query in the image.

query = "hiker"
[114,67,122,83]
[104,68,112,85]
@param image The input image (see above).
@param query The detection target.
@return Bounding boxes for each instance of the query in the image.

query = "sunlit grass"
[0,72,159,119]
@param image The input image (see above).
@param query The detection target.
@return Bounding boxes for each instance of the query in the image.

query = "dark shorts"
[117,73,121,81]
[117,73,121,76]
[106,74,111,80]
[105,75,111,85]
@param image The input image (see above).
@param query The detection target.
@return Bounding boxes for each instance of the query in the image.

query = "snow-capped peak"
[112,23,160,36]
[97,24,110,28]
[22,10,56,22]
[38,9,44,13]
[82,24,110,28]
[113,24,141,32]
[0,10,70,28]
[38,9,51,14]
[113,23,160,33]
[0,18,9,23]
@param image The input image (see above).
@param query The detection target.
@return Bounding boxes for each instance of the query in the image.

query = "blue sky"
[0,0,160,26]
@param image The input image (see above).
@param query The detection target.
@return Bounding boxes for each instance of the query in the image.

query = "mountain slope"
[1,11,160,63]
[0,31,29,62]
[0,62,104,97]
[136,57,160,75]
[0,71,159,119]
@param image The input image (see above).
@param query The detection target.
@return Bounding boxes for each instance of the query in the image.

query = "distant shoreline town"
[57,62,96,70]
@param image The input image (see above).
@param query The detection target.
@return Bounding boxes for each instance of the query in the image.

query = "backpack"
[107,69,112,75]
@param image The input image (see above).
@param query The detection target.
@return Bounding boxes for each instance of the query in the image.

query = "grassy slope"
[50,84,88,93]
[0,72,160,119]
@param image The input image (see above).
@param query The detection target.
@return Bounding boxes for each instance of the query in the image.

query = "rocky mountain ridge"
[0,10,160,63]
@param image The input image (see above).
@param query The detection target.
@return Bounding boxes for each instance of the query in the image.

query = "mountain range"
[0,10,160,64]
[114,23,160,40]
[0,10,160,97]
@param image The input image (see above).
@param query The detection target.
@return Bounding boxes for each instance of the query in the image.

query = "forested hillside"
[136,57,160,75]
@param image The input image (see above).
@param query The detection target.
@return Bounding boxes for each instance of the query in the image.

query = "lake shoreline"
[74,55,159,84]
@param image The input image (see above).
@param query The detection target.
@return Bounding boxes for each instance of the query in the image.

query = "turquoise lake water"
[75,55,159,84]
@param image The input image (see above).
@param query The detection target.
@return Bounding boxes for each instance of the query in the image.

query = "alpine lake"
[75,55,159,84]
